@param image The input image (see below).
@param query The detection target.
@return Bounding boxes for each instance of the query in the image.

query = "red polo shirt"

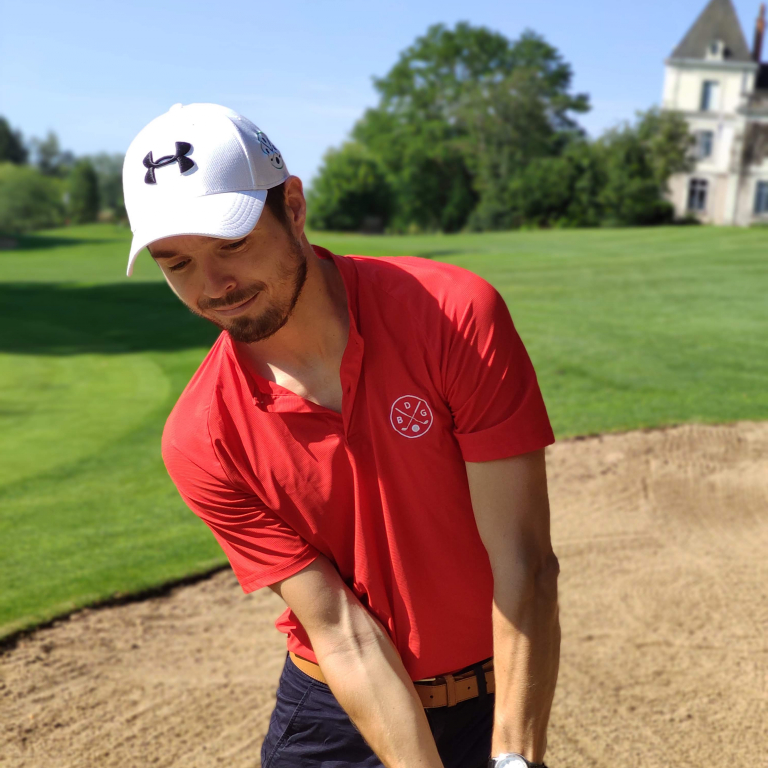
[162,246,555,680]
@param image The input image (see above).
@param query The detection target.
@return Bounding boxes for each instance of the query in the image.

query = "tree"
[0,163,65,233]
[0,117,28,165]
[353,22,520,231]
[460,67,586,230]
[596,108,694,226]
[634,107,696,192]
[68,159,100,224]
[354,108,476,232]
[367,23,587,129]
[352,23,589,231]
[30,131,75,177]
[306,143,394,232]
[87,152,126,219]
[457,31,590,229]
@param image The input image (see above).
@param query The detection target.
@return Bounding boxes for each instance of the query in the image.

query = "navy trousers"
[261,654,494,768]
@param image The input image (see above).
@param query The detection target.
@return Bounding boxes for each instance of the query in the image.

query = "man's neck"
[235,240,350,398]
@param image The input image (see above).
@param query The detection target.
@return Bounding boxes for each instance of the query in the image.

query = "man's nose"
[202,264,237,300]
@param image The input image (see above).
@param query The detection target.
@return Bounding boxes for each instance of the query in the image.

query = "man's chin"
[187,305,279,343]
[223,310,290,344]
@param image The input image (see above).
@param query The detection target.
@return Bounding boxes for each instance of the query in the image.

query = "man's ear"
[283,175,307,237]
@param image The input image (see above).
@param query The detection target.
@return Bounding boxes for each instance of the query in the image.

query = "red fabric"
[162,246,555,680]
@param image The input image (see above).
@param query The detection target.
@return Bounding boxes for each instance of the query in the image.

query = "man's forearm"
[491,554,560,763]
[314,601,445,768]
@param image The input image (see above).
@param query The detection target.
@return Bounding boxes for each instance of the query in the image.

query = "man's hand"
[465,448,560,765]
[270,556,445,768]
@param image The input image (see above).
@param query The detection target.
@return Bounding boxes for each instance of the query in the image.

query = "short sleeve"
[162,431,319,593]
[442,273,555,462]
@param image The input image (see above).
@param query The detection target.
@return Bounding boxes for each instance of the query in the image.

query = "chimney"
[754,3,766,62]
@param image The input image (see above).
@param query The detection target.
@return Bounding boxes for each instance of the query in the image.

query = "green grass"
[1,223,766,638]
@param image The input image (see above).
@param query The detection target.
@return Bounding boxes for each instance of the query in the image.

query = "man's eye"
[168,260,189,272]
[223,239,246,251]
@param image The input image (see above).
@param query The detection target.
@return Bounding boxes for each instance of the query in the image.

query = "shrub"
[87,153,126,220]
[0,163,65,233]
[68,159,100,224]
[595,108,691,227]
[307,143,394,232]
[506,141,605,229]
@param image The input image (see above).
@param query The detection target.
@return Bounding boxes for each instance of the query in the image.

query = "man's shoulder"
[344,253,496,317]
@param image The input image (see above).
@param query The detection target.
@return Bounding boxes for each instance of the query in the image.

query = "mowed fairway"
[1,223,766,639]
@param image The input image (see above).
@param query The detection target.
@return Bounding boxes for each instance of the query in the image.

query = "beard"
[195,237,308,344]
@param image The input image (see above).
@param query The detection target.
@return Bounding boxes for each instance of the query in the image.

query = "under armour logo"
[143,142,194,184]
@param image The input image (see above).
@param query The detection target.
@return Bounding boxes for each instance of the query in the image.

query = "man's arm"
[465,447,560,764]
[270,556,445,768]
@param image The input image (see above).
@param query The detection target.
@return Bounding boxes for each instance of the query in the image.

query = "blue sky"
[1,0,762,184]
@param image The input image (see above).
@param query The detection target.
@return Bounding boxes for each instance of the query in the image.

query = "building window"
[695,130,714,160]
[705,39,727,60]
[755,181,768,214]
[700,80,720,111]
[687,178,708,212]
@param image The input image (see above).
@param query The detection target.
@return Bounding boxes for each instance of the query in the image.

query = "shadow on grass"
[0,233,123,251]
[1,283,219,354]
[411,249,464,259]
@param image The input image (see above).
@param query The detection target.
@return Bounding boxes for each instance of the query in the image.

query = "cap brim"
[126,189,267,276]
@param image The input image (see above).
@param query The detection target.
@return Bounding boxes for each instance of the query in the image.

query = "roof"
[670,0,753,63]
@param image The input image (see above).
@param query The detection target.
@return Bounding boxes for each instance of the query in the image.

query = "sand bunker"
[2,421,766,767]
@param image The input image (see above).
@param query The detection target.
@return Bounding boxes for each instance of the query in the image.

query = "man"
[123,103,560,768]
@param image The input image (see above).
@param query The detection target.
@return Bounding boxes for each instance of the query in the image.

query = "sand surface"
[2,421,767,767]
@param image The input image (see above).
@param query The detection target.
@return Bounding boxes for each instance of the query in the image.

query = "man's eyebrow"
[147,247,178,260]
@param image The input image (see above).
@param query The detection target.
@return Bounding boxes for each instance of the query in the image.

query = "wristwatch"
[488,754,546,768]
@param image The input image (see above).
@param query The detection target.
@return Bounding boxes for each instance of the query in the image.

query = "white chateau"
[662,0,768,224]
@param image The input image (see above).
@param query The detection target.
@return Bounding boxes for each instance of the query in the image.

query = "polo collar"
[230,246,365,425]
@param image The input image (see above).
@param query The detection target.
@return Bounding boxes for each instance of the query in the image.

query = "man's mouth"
[211,292,259,317]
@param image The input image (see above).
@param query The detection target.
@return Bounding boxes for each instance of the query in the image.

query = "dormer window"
[705,39,728,60]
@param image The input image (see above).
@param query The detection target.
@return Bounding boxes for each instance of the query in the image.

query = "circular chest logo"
[390,396,433,439]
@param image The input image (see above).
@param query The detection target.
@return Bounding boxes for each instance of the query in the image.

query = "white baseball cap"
[122,103,289,276]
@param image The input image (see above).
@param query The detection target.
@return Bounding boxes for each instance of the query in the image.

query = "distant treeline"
[307,23,697,233]
[0,121,124,234]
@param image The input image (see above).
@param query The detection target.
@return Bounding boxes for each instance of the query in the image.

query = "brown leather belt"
[289,652,495,709]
